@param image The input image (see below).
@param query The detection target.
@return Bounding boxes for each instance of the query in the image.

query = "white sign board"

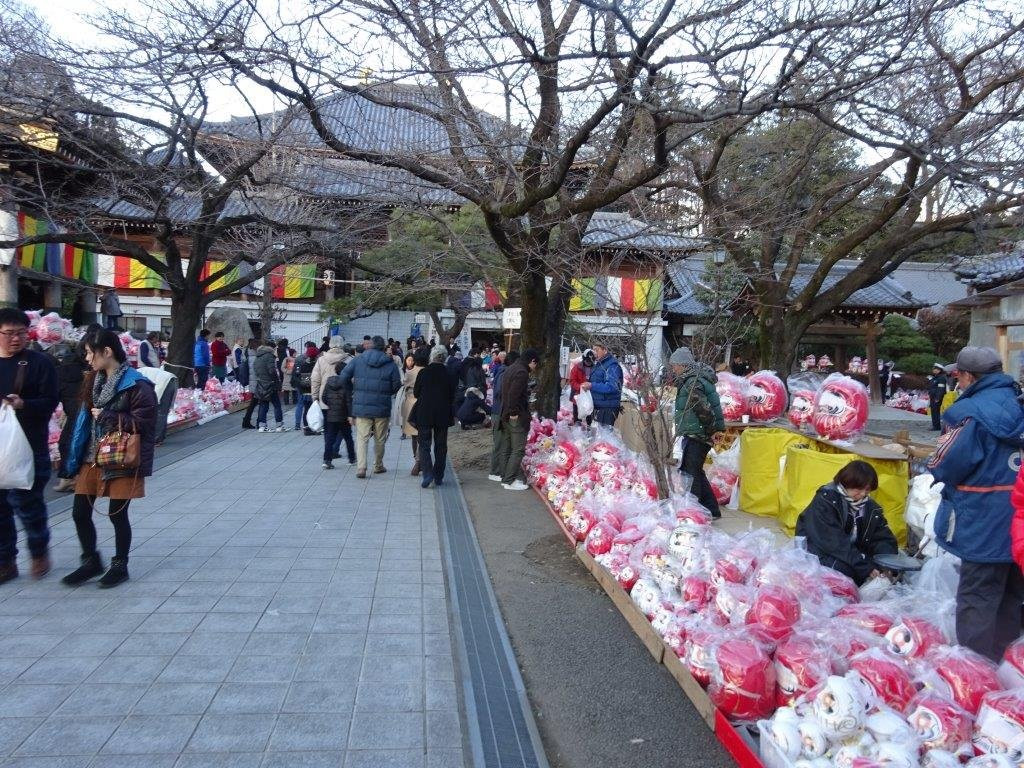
[0,209,16,267]
[502,307,522,330]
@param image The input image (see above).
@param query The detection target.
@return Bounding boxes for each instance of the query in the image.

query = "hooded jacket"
[338,348,402,418]
[321,373,353,423]
[588,354,623,410]
[313,347,353,404]
[193,337,211,368]
[674,364,724,441]
[66,368,158,479]
[928,372,1024,563]
[796,483,898,585]
[252,345,280,400]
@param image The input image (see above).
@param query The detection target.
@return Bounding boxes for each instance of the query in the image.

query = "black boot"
[98,557,129,589]
[62,552,104,586]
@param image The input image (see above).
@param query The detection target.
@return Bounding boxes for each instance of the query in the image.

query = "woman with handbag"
[61,330,157,588]
[402,348,428,474]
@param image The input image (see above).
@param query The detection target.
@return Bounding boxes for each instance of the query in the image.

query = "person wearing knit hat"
[670,347,724,518]
[930,344,1024,661]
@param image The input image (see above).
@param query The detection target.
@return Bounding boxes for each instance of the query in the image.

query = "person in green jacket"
[671,347,725,518]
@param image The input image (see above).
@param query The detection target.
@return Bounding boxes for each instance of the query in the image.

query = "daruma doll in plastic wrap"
[973,688,1024,759]
[788,389,817,428]
[746,370,787,422]
[715,372,748,421]
[811,374,869,440]
[709,637,777,721]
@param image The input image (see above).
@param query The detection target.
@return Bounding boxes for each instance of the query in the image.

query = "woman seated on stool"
[796,460,898,586]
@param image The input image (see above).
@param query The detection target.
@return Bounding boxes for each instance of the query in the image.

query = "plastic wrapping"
[774,632,834,706]
[584,520,617,556]
[811,374,870,441]
[709,637,777,721]
[998,638,1024,691]
[746,584,802,642]
[715,372,749,421]
[788,389,817,429]
[973,688,1024,758]
[747,370,788,422]
[884,616,947,659]
[928,646,1004,715]
[809,674,868,742]
[836,603,897,637]
[848,648,916,711]
[906,691,974,755]
[714,582,755,624]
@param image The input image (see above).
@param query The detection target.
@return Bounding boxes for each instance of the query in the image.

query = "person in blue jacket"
[927,345,1024,661]
[580,341,623,428]
[192,329,211,389]
[338,335,401,479]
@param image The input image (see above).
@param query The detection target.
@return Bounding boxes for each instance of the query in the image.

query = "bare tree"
[185,0,939,413]
[0,4,376,384]
[670,5,1024,373]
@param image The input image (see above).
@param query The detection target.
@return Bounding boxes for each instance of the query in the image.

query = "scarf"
[836,483,869,542]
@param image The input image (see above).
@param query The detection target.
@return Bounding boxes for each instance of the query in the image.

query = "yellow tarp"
[738,428,812,517]
[940,390,958,415]
[778,443,908,546]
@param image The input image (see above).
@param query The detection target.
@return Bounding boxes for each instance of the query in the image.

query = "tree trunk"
[166,290,204,387]
[518,268,560,415]
[863,320,882,403]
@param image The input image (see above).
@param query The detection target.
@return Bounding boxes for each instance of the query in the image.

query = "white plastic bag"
[0,405,34,490]
[306,400,324,432]
[575,388,594,419]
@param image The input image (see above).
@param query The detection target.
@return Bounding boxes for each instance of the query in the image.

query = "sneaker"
[53,478,76,493]
[258,425,269,433]
[356,470,367,479]
[276,424,288,432]
[303,428,316,436]
[421,474,433,488]
[241,422,256,430]
[487,474,502,482]
[322,462,334,470]
[348,459,356,466]
[502,480,529,491]
[373,467,387,474]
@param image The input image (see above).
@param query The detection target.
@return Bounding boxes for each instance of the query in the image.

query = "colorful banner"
[112,254,164,289]
[568,276,662,312]
[270,263,316,299]
[16,211,98,282]
[202,260,238,293]
[469,282,506,310]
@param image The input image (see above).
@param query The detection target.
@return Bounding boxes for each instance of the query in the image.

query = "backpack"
[294,357,315,391]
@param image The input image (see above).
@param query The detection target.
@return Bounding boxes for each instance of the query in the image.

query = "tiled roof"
[205,83,518,158]
[888,261,968,307]
[80,192,312,226]
[665,255,929,316]
[952,243,1024,288]
[273,157,464,206]
[583,212,701,252]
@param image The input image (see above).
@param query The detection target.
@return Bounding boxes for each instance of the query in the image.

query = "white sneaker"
[487,474,502,482]
[275,424,287,432]
[258,425,269,433]
[502,480,529,491]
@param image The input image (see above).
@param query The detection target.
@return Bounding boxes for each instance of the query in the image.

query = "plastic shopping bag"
[306,400,325,432]
[575,388,594,419]
[0,405,34,490]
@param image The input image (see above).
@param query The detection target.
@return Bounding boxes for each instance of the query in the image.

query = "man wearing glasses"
[0,308,59,584]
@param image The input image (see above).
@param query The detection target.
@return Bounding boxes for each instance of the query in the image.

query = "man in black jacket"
[796,460,898,585]
[927,363,948,431]
[497,348,540,491]
[413,347,457,487]
[0,308,59,583]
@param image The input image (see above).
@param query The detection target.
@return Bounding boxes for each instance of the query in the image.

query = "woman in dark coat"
[320,362,354,469]
[413,347,457,488]
[53,340,90,491]
[62,329,157,588]
[795,460,898,586]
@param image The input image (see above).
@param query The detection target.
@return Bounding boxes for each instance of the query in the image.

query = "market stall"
[525,379,1022,768]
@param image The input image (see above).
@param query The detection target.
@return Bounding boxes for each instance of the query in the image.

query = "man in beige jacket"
[312,336,352,406]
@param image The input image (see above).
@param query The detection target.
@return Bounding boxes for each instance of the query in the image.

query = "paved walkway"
[0,423,465,768]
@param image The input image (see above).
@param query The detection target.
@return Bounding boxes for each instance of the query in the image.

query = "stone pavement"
[0,422,465,768]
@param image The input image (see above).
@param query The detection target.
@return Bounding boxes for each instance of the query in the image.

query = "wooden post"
[863,318,883,404]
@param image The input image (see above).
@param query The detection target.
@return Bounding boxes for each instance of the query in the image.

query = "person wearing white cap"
[928,345,1024,661]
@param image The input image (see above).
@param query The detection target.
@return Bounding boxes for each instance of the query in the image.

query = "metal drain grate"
[437,466,549,768]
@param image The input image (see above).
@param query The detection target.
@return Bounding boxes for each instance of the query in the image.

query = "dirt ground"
[447,428,732,768]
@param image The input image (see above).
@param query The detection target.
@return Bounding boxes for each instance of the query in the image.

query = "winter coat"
[66,368,158,479]
[461,357,487,394]
[457,387,490,425]
[280,355,295,391]
[927,372,1024,563]
[321,373,353,423]
[338,348,402,419]
[193,338,211,368]
[252,346,280,401]
[56,344,88,410]
[234,347,251,387]
[928,374,949,406]
[569,361,591,398]
[492,364,507,416]
[796,483,898,585]
[500,360,530,422]
[210,339,230,367]
[290,354,317,394]
[412,361,456,429]
[1010,469,1024,572]
[674,365,725,442]
[138,339,158,369]
[100,291,122,316]
[588,354,623,410]
[401,365,423,436]
[313,348,352,404]
[0,349,59,456]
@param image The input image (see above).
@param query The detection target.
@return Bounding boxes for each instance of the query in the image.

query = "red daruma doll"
[812,374,869,440]
[715,372,748,421]
[746,370,787,422]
